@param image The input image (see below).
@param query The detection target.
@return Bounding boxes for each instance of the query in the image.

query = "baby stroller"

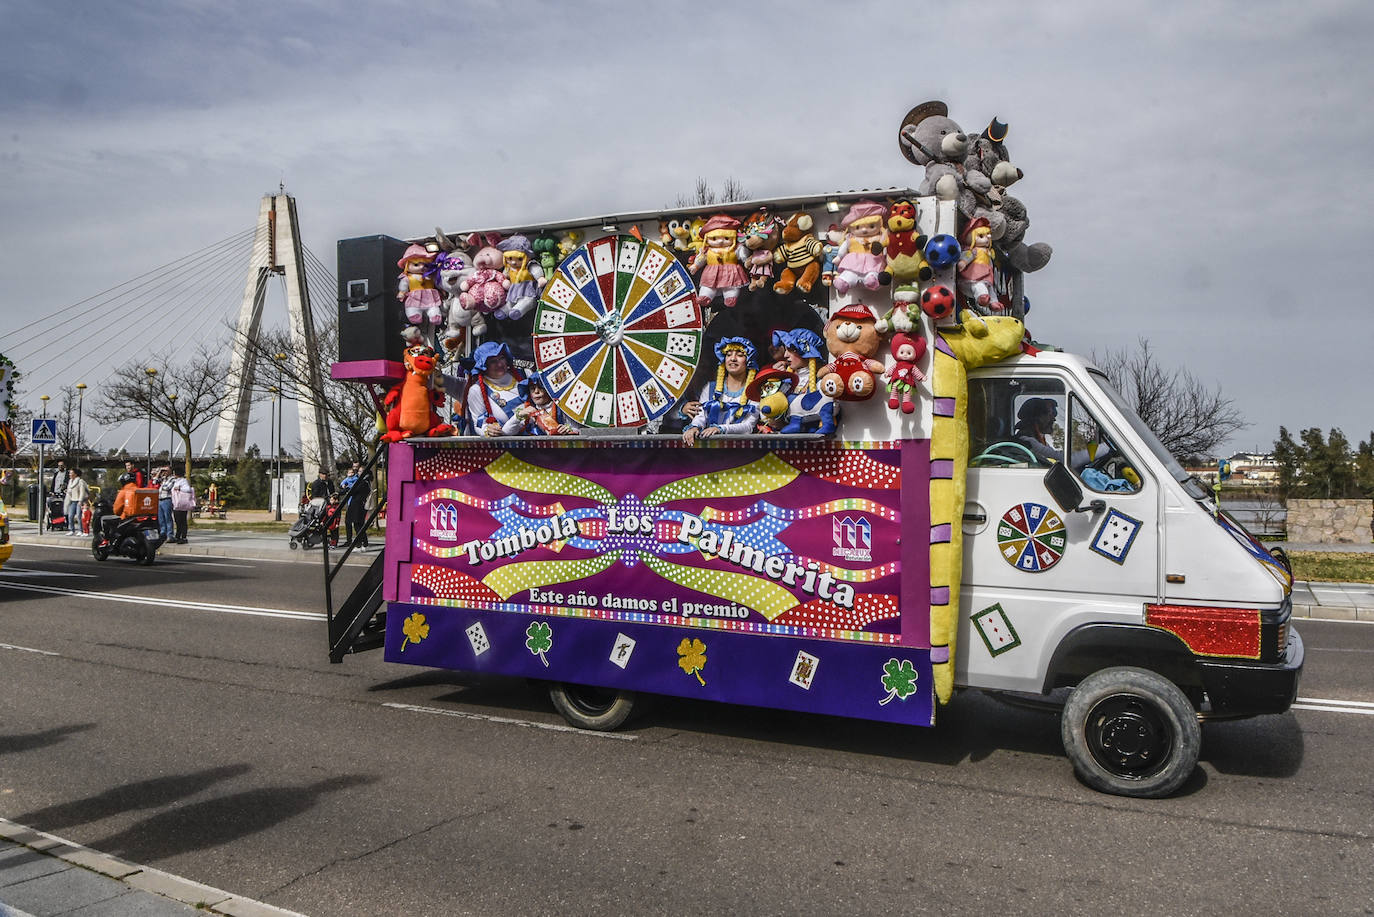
[46,494,68,531]
[288,497,327,550]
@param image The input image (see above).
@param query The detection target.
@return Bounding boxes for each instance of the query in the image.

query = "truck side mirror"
[1044,462,1106,515]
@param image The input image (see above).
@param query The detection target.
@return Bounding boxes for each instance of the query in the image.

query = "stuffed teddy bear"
[885,331,928,414]
[746,367,798,432]
[496,235,546,320]
[818,304,886,402]
[898,101,968,201]
[962,118,1052,273]
[772,211,825,294]
[741,209,783,291]
[436,250,484,345]
[832,200,889,295]
[459,243,509,316]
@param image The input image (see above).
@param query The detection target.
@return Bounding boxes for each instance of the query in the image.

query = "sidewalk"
[0,819,305,916]
[5,519,377,564]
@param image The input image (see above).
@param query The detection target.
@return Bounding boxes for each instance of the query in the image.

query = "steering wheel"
[972,441,1041,467]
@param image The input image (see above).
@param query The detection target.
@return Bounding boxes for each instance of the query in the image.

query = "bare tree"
[96,342,233,478]
[1093,338,1247,461]
[231,315,378,466]
[674,177,752,208]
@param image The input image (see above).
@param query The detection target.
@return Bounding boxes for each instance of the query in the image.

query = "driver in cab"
[1014,397,1061,465]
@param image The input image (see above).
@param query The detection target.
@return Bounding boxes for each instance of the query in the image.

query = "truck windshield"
[1087,369,1209,500]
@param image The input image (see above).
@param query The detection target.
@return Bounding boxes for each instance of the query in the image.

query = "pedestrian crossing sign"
[31,418,56,445]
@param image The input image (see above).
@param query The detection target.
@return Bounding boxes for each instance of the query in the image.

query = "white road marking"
[383,702,638,740]
[0,567,98,578]
[1293,697,1374,716]
[0,580,324,621]
[0,642,61,656]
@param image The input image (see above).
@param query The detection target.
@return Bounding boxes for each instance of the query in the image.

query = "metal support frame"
[215,193,335,470]
[323,445,388,662]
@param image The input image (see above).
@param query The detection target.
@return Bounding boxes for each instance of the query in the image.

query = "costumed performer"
[465,341,524,437]
[682,337,760,445]
[502,371,579,436]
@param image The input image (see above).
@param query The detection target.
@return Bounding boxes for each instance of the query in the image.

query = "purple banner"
[382,439,934,726]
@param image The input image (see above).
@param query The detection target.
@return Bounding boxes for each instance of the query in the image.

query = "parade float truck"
[328,113,1301,798]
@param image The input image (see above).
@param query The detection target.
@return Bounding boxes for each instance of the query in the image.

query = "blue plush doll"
[682,336,760,445]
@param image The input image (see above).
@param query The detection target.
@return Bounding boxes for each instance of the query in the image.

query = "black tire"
[140,544,156,565]
[289,539,299,550]
[548,682,639,731]
[1061,667,1200,798]
[92,542,109,561]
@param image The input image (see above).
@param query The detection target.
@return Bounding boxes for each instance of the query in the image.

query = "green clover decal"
[525,621,553,667]
[879,658,919,706]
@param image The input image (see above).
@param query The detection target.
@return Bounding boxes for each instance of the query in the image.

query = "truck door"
[955,372,1160,694]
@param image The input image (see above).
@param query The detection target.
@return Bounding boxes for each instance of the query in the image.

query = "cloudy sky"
[1,0,1369,457]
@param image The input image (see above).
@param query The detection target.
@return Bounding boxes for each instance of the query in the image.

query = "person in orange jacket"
[100,473,140,540]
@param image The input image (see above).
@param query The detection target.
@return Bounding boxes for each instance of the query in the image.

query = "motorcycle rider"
[100,473,139,540]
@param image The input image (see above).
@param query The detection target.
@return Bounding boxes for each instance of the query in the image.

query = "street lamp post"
[38,394,49,535]
[74,382,86,457]
[167,394,178,473]
[144,368,158,482]
[273,353,286,522]
[268,385,278,520]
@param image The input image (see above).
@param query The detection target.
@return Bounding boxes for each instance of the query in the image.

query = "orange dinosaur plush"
[381,344,454,442]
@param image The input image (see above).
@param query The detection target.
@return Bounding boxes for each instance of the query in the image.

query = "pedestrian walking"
[341,462,371,549]
[156,467,175,540]
[169,470,194,544]
[63,468,90,536]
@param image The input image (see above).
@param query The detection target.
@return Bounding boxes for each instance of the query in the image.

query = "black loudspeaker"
[337,235,412,364]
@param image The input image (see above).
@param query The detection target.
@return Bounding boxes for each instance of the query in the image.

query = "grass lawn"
[1286,552,1374,584]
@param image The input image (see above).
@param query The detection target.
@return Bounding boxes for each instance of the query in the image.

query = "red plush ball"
[920,284,955,321]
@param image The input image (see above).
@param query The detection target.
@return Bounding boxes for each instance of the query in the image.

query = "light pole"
[144,368,157,482]
[74,382,86,457]
[268,385,278,520]
[167,394,178,472]
[39,394,49,534]
[273,352,286,522]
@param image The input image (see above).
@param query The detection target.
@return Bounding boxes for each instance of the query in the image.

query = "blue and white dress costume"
[465,341,524,436]
[686,337,760,436]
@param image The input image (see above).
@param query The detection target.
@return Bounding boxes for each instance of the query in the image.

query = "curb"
[0,818,308,916]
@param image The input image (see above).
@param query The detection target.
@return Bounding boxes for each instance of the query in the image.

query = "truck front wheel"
[549,683,639,731]
[1061,666,1200,798]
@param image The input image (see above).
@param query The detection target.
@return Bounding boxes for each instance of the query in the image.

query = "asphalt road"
[1,542,1371,916]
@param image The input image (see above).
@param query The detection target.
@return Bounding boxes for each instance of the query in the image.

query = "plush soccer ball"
[920,284,955,321]
[924,234,962,271]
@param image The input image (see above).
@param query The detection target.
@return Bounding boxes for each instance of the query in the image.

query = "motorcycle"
[91,499,164,565]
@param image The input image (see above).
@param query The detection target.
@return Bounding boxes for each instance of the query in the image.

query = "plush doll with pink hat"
[689,214,748,309]
[832,200,889,295]
[396,244,444,325]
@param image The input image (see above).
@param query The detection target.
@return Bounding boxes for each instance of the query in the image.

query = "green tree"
[1272,426,1302,500]
[1357,433,1374,498]
[233,450,269,510]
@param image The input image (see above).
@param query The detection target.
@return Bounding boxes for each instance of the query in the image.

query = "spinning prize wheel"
[533,235,702,427]
[996,502,1067,572]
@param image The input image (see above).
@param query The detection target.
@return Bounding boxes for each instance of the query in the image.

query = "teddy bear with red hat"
[818,303,887,402]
